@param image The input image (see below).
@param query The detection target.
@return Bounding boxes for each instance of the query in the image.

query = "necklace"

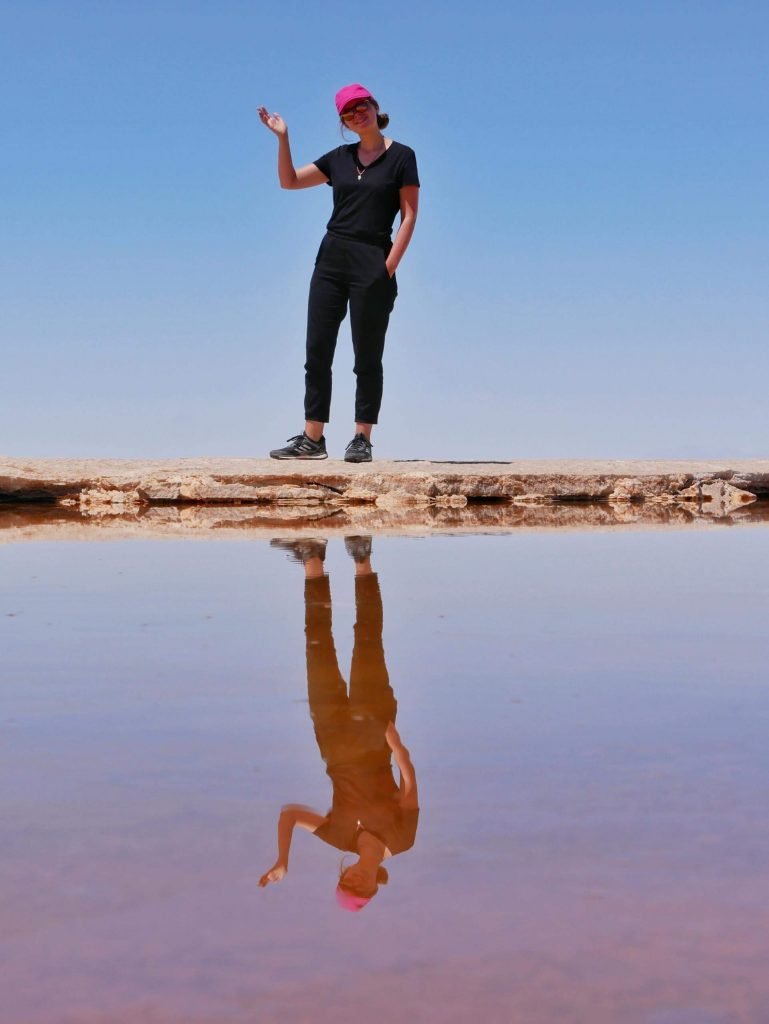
[355,142,385,181]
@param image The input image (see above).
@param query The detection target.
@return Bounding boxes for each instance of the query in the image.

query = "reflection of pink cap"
[335,885,372,912]
[335,83,374,115]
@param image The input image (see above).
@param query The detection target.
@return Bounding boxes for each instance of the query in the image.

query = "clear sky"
[1,0,767,460]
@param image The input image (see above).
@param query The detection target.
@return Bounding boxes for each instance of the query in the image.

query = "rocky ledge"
[2,499,768,546]
[1,457,768,518]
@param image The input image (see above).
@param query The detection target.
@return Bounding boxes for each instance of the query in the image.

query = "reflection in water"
[260,536,419,911]
[5,528,769,1021]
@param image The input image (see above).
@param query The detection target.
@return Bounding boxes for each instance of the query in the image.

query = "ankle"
[304,556,326,579]
[304,421,325,442]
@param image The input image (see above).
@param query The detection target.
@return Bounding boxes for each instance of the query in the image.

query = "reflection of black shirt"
[312,141,420,248]
[314,758,419,855]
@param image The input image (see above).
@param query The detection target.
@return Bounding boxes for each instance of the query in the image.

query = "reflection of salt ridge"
[4,493,769,544]
[78,487,143,515]
[3,498,769,545]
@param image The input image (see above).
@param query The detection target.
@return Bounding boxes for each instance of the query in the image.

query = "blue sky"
[1,0,767,459]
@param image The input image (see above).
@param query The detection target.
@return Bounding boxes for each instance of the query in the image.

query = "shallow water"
[2,523,769,1023]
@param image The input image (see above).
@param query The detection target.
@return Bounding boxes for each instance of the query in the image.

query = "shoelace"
[346,434,370,452]
[287,433,319,448]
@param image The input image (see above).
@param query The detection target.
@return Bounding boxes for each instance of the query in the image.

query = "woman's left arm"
[385,722,419,809]
[385,186,419,278]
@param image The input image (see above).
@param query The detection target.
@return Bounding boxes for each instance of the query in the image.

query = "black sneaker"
[344,433,372,463]
[344,535,372,563]
[270,538,327,564]
[269,433,327,460]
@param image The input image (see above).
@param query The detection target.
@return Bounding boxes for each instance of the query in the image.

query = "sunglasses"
[340,101,371,121]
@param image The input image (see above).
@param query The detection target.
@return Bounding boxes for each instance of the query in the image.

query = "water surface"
[2,523,768,1023]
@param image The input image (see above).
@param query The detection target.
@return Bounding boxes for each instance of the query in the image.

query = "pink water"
[2,525,768,1023]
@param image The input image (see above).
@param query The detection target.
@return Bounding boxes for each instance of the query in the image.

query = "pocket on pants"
[384,250,398,295]
[380,249,398,292]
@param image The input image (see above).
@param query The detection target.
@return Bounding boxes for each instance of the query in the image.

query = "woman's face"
[340,98,377,134]
[339,864,377,897]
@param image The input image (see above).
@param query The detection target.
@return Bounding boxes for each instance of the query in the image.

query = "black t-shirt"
[313,141,420,248]
[313,759,419,855]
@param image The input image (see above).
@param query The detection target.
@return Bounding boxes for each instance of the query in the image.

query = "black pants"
[304,572,396,768]
[304,233,398,425]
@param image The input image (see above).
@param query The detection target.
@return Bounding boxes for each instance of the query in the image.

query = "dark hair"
[339,97,389,136]
[373,99,390,130]
[338,859,389,896]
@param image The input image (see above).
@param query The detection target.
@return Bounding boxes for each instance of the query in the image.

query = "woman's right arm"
[257,106,329,190]
[258,804,326,887]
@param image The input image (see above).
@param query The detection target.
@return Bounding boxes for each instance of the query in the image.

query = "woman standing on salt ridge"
[257,84,420,463]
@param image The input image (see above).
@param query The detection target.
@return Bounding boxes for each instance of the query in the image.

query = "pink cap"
[335,83,374,115]
[335,885,373,912]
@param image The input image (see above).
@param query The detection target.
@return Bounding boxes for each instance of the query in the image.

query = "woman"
[259,536,419,911]
[258,84,420,463]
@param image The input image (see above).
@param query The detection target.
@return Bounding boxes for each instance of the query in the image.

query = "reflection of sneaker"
[270,433,327,459]
[345,535,372,563]
[270,538,327,564]
[344,433,372,463]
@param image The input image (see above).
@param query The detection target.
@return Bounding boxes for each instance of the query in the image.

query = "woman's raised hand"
[257,106,287,136]
[258,862,287,887]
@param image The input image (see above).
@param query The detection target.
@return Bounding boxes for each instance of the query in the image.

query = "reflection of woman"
[260,537,418,911]
[258,84,420,463]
